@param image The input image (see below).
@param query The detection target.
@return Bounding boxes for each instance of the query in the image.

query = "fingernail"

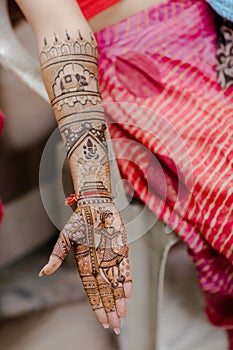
[114,328,120,335]
[103,323,109,329]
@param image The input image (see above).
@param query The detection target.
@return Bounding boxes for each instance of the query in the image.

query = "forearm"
[16,0,112,198]
[40,34,112,198]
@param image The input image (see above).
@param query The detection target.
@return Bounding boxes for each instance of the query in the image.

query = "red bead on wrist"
[65,194,79,206]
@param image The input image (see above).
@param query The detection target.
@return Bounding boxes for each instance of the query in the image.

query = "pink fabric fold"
[95,0,233,346]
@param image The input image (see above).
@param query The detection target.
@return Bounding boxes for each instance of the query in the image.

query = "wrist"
[65,190,113,206]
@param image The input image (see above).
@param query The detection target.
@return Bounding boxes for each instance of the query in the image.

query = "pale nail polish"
[103,324,109,329]
[114,328,120,335]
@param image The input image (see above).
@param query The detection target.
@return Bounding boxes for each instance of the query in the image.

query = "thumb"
[39,232,71,277]
[39,255,63,277]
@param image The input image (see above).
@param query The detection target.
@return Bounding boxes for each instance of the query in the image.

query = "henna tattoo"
[78,197,112,205]
[65,203,128,285]
[113,287,125,300]
[47,200,131,315]
[40,32,132,317]
[82,276,102,311]
[40,32,100,114]
[60,118,107,156]
[97,277,116,313]
[62,210,88,245]
[83,205,99,276]
[40,31,112,196]
[51,232,71,261]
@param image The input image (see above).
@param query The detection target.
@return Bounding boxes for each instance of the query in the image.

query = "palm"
[39,201,132,331]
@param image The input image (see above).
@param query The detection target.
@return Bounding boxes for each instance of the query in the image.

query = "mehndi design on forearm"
[40,31,111,197]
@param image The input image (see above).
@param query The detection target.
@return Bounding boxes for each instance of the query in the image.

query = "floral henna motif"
[40,32,112,197]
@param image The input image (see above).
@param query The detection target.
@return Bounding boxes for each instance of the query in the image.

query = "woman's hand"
[39,201,132,334]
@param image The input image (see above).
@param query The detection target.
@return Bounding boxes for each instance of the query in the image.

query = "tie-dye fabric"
[94,0,233,347]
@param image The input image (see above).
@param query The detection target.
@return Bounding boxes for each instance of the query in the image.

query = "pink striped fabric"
[95,0,233,343]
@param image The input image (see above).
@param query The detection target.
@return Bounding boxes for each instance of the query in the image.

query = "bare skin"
[15,0,132,334]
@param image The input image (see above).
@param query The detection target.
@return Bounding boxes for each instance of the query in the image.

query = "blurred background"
[0,2,229,349]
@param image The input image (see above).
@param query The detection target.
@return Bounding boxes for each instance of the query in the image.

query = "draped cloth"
[94,0,233,346]
[77,0,121,20]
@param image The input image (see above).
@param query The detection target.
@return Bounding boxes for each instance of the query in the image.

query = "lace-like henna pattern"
[73,244,103,311]
[40,32,112,197]
[97,277,116,313]
[82,276,103,311]
[51,232,71,261]
[60,119,107,157]
[113,287,125,300]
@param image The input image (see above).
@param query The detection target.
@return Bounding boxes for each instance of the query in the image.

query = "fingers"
[82,277,121,331]
[113,254,132,318]
[116,298,127,318]
[97,276,115,313]
[73,245,113,326]
[121,255,133,299]
[83,272,123,331]
[39,255,62,276]
[94,309,109,327]
[96,275,124,331]
[124,281,133,299]
[82,275,111,328]
[39,232,71,277]
[73,244,122,332]
[108,311,121,332]
[113,286,127,318]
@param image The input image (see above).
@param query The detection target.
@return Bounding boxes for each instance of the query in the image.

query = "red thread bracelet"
[65,191,112,205]
[65,194,79,206]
